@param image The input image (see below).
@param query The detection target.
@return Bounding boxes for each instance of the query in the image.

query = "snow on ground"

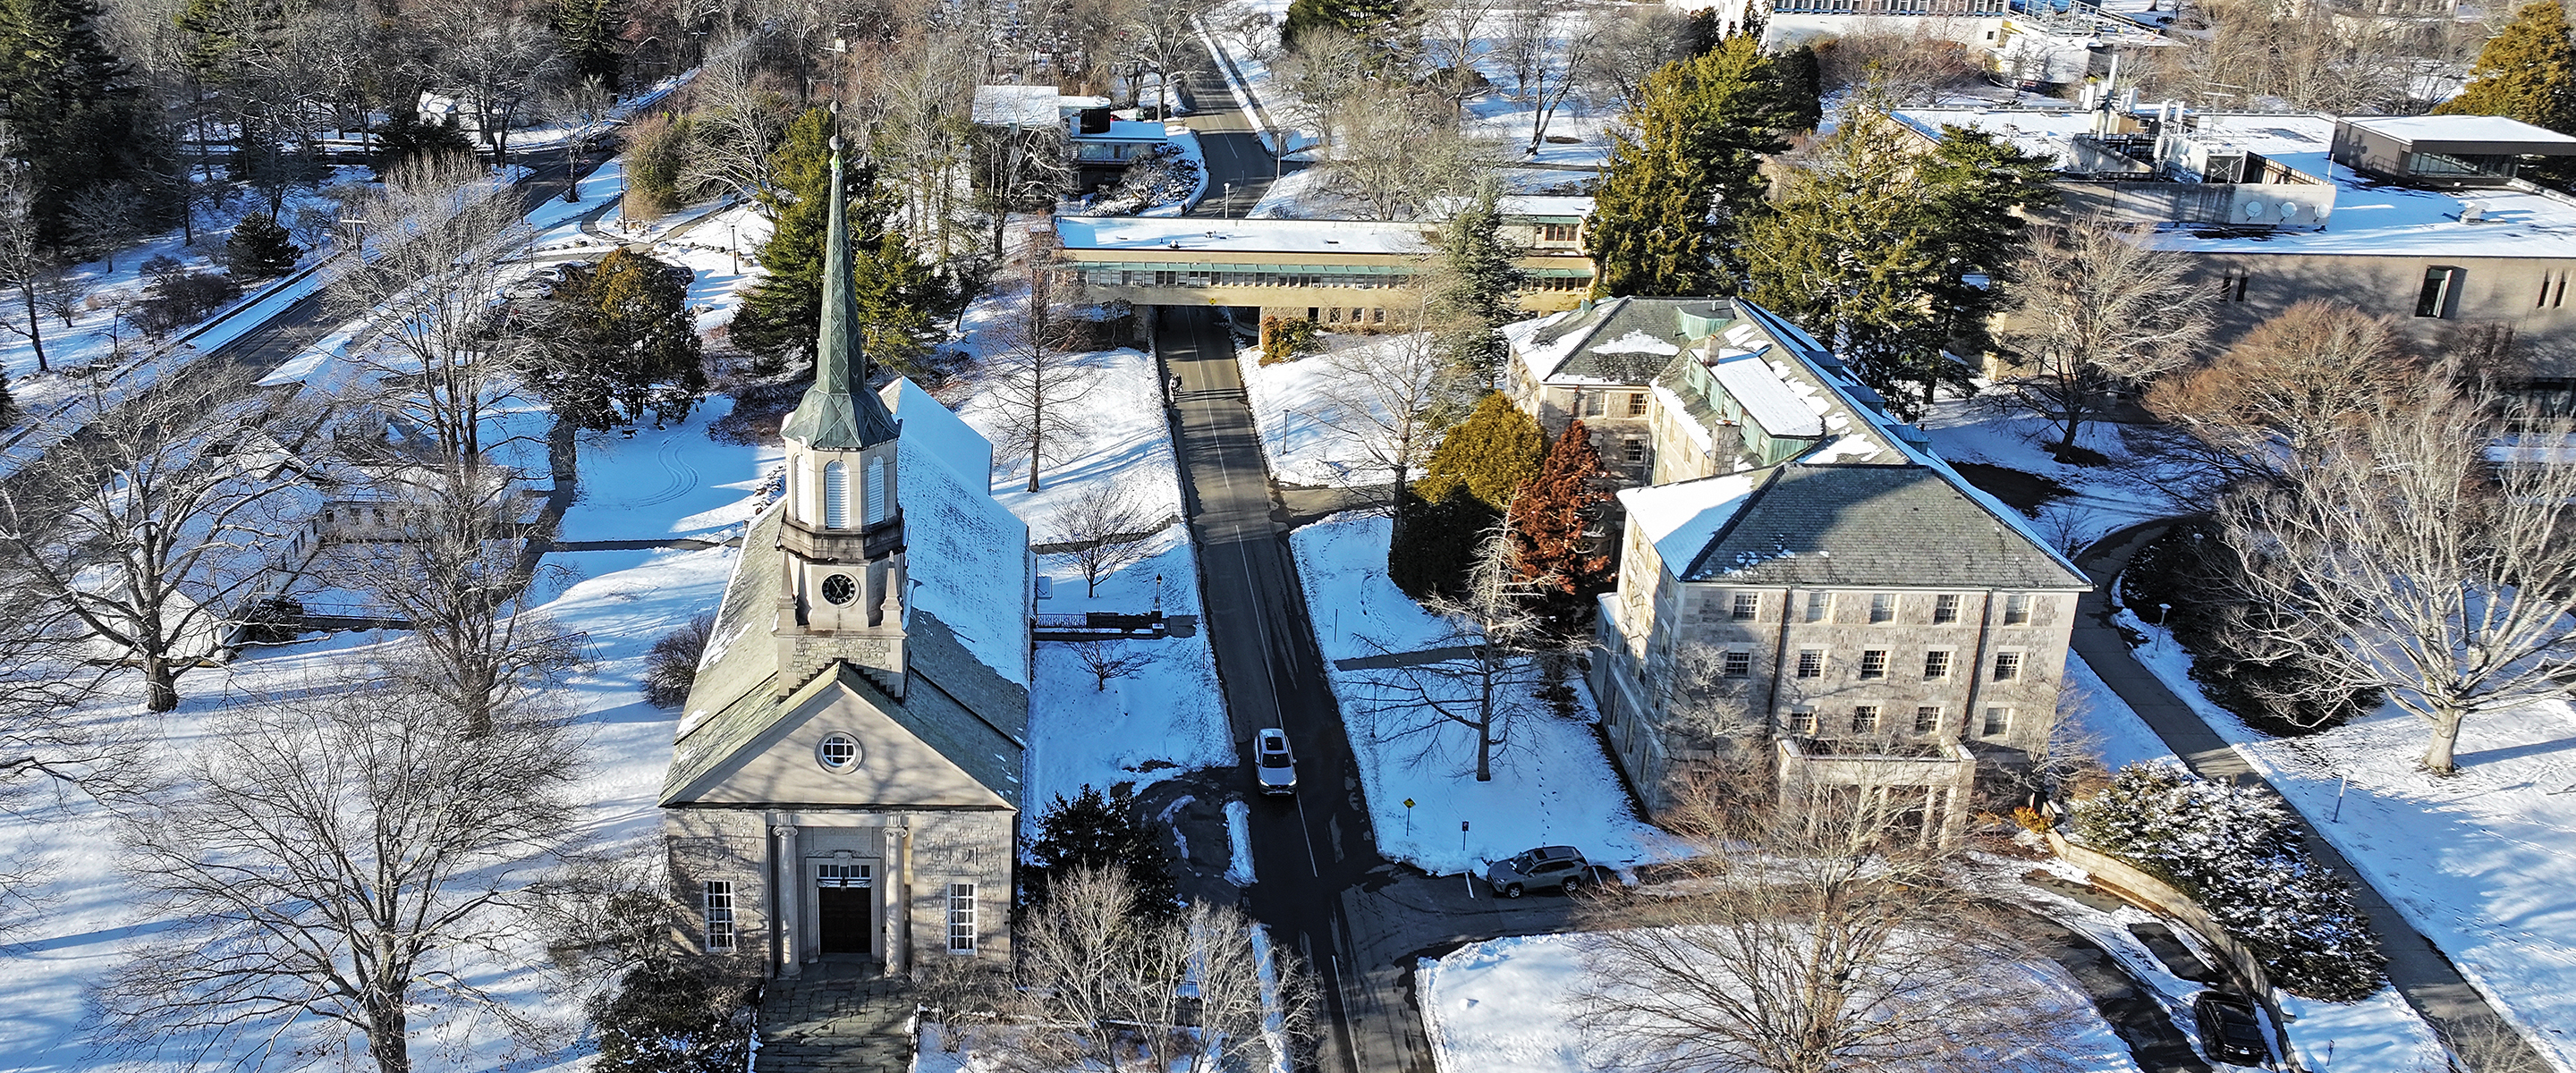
[1918,400,2176,551]
[1235,334,1418,488]
[557,395,783,542]
[1416,932,2140,1073]
[2116,612,2576,1073]
[2063,654,2179,771]
[1288,511,1671,875]
[1225,799,1257,886]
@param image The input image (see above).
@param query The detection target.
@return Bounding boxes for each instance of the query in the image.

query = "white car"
[1253,728,1296,795]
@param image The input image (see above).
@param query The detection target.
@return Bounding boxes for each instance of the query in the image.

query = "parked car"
[2192,992,2268,1066]
[1252,728,1295,795]
[1485,845,1591,898]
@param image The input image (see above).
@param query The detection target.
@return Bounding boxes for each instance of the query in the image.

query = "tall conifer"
[2437,2,2576,139]
[1507,419,1615,632]
[1584,35,1810,298]
[0,0,165,245]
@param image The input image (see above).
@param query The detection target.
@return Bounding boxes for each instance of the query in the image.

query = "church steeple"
[778,131,900,452]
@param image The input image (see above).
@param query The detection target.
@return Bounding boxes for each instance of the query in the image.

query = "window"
[1915,705,1943,733]
[1584,392,1606,418]
[823,461,849,528]
[1623,439,1646,465]
[1627,392,1648,417]
[818,732,862,772]
[1722,650,1752,678]
[946,883,978,953]
[1787,706,1818,734]
[1805,591,1833,622]
[1852,705,1881,733]
[2004,594,2032,626]
[2542,271,2570,309]
[1796,649,1826,678]
[1869,593,1897,623]
[1923,650,1952,680]
[1982,706,2013,736]
[2417,266,2462,318]
[2219,267,2250,303]
[1933,594,1962,624]
[1538,222,1580,242]
[1731,593,1760,621]
[1993,650,2023,681]
[1858,650,1888,680]
[703,881,736,952]
[863,457,888,525]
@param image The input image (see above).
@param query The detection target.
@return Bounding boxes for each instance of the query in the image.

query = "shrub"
[224,213,301,278]
[642,612,716,707]
[588,958,758,1073]
[623,114,695,221]
[1024,783,1176,917]
[2069,764,2385,1001]
[131,271,242,337]
[1259,315,1318,365]
[2120,521,2377,736]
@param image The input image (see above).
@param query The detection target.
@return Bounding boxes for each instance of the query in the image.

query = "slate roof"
[778,145,902,452]
[1512,297,1735,385]
[1676,463,2088,589]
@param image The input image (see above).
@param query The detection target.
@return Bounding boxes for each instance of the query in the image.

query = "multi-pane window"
[1628,393,1649,417]
[2417,266,2462,319]
[1805,591,1833,622]
[946,883,978,953]
[2004,594,2032,626]
[1787,706,1818,734]
[1933,594,1962,624]
[1732,593,1760,621]
[1721,650,1752,679]
[1623,439,1646,465]
[1982,706,2013,736]
[1914,705,1943,733]
[1869,593,1897,623]
[1851,705,1881,733]
[702,881,736,952]
[1796,650,1826,678]
[1538,223,1580,241]
[1993,651,2024,681]
[1923,650,1952,680]
[1858,650,1888,680]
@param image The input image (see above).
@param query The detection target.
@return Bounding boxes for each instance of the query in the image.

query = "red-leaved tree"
[1508,419,1616,633]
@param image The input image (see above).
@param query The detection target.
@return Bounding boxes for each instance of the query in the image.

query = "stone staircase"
[755,967,915,1073]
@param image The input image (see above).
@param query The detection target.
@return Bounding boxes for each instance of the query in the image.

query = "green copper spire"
[780,131,900,451]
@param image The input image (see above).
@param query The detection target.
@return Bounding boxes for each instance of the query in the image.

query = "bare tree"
[1494,4,1595,154]
[1588,4,1686,115]
[1048,479,1162,596]
[1994,218,2214,452]
[97,674,583,1073]
[1419,0,1496,114]
[985,258,1096,491]
[67,182,149,270]
[0,372,314,711]
[1354,522,1555,781]
[0,579,130,927]
[680,37,795,215]
[2216,375,2576,774]
[1065,638,1156,691]
[1574,773,2090,1073]
[0,148,55,373]
[2145,300,2420,488]
[1322,83,1499,220]
[1813,21,1988,104]
[1276,27,1375,156]
[1300,289,1471,506]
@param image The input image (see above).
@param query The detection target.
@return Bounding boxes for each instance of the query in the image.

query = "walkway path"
[754,970,915,1073]
[2074,523,2552,1073]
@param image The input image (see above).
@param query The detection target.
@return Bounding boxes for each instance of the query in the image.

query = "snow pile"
[1224,799,1257,886]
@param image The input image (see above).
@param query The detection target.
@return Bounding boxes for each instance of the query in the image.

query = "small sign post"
[1461,820,1470,855]
[1403,798,1414,838]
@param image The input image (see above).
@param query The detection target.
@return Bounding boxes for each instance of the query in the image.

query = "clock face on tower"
[821,573,858,605]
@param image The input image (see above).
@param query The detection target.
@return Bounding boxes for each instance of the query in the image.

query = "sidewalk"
[2073,523,2552,1073]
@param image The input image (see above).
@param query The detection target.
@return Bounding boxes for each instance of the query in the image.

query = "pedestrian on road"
[1171,373,1184,395]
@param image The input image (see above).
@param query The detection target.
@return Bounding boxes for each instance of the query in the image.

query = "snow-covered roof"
[1426,194,1597,220]
[1073,120,1171,142]
[1709,351,1823,438]
[884,376,1029,689]
[972,84,1061,127]
[1617,473,1766,571]
[1055,216,1435,256]
[2344,114,2576,150]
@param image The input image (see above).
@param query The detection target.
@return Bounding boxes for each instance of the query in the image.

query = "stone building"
[659,140,1032,976]
[1579,300,2089,841]
[1502,296,1733,486]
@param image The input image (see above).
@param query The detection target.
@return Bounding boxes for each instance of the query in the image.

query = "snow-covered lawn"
[1234,334,1417,489]
[1917,400,2176,553]
[1287,511,1670,875]
[2118,613,2576,1073]
[1416,932,2140,1073]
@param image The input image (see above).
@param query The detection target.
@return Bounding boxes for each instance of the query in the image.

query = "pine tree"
[1507,419,1615,632]
[1914,125,2059,392]
[1432,182,1524,381]
[732,108,895,371]
[1394,393,1545,598]
[1024,784,1177,918]
[549,0,626,91]
[2436,1,2576,140]
[223,212,298,278]
[1585,34,1812,298]
[0,0,168,246]
[853,231,951,379]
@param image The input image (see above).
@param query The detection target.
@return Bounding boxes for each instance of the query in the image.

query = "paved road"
[1173,29,1298,219]
[2075,522,2554,1073]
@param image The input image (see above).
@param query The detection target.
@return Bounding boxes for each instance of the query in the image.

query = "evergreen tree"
[1507,419,1615,632]
[1585,35,1811,298]
[0,0,169,247]
[1394,393,1544,598]
[853,231,951,379]
[1432,182,1524,381]
[2436,1,2576,143]
[732,108,884,369]
[1283,0,1408,51]
[549,0,626,91]
[373,107,474,174]
[1914,126,2059,388]
[1024,784,1177,918]
[0,372,17,427]
[223,212,299,278]
[523,248,706,430]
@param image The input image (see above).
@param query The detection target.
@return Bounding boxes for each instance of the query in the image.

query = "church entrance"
[816,863,873,956]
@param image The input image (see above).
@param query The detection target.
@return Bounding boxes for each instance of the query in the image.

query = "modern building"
[660,139,1033,976]
[1577,299,2089,841]
[1893,104,2576,415]
[1055,215,1598,321]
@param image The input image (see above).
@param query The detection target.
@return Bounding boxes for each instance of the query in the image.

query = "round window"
[818,733,862,773]
[821,573,858,605]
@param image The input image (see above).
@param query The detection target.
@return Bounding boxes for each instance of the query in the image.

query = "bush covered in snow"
[2070,764,2385,1001]
[1084,144,1199,215]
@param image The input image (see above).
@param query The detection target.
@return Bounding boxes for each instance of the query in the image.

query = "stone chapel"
[659,136,1032,976]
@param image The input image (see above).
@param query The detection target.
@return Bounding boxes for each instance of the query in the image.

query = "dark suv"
[2193,992,2268,1066]
[1485,845,1590,898]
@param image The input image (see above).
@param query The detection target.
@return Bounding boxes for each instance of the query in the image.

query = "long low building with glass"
[1052,215,1597,325]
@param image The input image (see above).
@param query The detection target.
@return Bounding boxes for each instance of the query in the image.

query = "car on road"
[1485,845,1591,898]
[2192,992,2268,1066]
[1252,728,1295,795]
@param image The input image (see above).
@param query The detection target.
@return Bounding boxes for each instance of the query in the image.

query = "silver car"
[1485,845,1590,898]
[1253,728,1296,795]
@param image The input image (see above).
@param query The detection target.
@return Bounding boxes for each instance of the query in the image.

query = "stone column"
[891,824,912,970]
[773,825,801,977]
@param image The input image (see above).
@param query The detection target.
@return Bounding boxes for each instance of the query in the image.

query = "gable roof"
[1506,297,1734,387]
[1675,463,2087,589]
